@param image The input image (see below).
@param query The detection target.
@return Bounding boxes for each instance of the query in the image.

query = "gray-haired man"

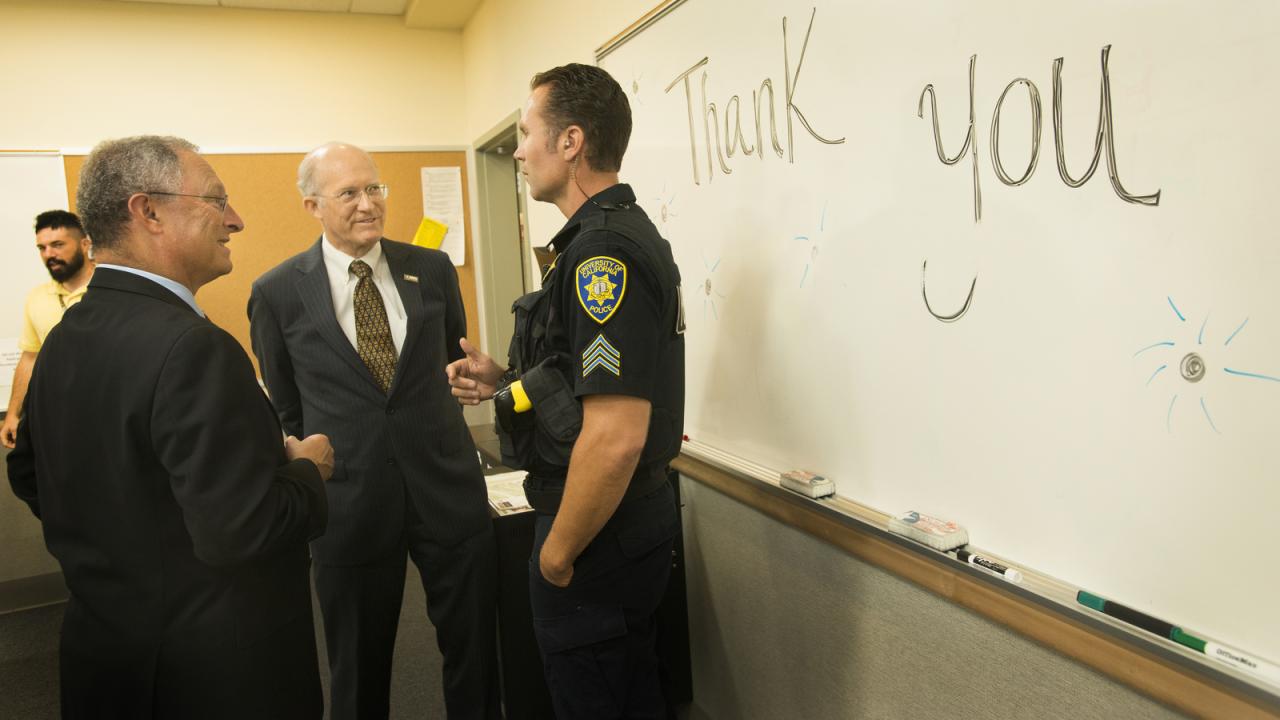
[249,142,499,720]
[8,135,333,720]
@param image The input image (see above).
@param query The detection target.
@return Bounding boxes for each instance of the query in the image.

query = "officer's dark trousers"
[314,509,500,720]
[529,483,680,720]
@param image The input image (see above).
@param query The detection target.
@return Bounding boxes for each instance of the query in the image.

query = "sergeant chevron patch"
[582,334,621,378]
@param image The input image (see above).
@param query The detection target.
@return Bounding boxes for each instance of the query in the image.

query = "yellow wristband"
[509,380,532,413]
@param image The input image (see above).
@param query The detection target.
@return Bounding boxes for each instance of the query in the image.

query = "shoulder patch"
[575,255,627,324]
[582,334,621,378]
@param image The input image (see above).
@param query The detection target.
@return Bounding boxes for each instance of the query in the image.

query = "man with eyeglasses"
[7,135,334,719]
[249,142,499,720]
[1,210,95,448]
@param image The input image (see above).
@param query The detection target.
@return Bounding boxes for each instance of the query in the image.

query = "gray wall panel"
[681,479,1186,720]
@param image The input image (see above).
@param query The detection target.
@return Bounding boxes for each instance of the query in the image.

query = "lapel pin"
[403,274,419,284]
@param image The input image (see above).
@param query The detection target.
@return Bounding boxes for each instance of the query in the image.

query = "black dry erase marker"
[956,549,1022,583]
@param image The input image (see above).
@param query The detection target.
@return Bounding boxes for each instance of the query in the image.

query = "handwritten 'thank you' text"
[665,9,844,185]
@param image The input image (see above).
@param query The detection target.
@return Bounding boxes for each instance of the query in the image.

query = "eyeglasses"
[317,184,389,205]
[147,191,229,213]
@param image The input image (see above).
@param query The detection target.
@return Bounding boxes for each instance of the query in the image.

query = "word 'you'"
[918,45,1162,221]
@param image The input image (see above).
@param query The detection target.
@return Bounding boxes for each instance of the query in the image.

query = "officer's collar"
[547,183,637,255]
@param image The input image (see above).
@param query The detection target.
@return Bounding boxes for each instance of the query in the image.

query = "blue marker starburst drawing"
[700,252,725,320]
[1137,296,1278,434]
[630,72,645,107]
[792,202,827,288]
[653,183,678,227]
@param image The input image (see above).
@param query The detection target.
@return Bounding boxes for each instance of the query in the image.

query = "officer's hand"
[286,434,336,482]
[538,545,574,588]
[446,338,503,405]
[0,414,18,449]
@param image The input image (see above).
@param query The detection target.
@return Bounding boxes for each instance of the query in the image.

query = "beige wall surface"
[0,0,466,149]
[461,0,654,141]
[0,0,661,580]
[0,0,661,278]
[461,0,656,248]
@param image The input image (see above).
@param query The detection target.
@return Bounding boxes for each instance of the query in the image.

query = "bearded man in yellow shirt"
[1,210,95,448]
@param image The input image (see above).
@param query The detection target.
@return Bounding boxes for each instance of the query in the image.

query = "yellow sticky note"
[412,216,448,249]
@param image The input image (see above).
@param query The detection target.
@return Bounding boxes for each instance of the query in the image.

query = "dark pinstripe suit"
[249,238,499,719]
[11,269,326,719]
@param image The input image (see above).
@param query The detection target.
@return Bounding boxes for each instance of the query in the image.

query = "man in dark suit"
[248,142,499,720]
[7,135,334,720]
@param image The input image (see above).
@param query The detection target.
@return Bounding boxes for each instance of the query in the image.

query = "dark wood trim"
[673,453,1280,720]
[595,0,688,62]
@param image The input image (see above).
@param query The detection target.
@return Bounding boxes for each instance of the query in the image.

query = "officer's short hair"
[530,64,631,173]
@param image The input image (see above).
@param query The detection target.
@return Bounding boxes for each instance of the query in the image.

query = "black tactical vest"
[498,202,685,505]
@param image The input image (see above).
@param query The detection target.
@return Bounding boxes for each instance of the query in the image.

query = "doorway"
[473,112,530,364]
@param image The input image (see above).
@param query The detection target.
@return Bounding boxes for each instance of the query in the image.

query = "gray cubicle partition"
[679,476,1188,720]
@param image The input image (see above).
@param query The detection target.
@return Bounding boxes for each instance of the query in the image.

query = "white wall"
[0,0,466,149]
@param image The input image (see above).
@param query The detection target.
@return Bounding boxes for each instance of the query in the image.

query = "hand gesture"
[0,414,18,449]
[286,434,335,482]
[445,338,503,405]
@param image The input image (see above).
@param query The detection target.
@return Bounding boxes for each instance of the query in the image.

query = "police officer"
[447,63,684,719]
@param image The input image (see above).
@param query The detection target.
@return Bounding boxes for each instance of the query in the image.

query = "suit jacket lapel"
[294,239,381,392]
[382,240,424,397]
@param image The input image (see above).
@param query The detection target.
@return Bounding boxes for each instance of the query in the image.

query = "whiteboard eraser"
[780,470,835,498]
[888,511,968,551]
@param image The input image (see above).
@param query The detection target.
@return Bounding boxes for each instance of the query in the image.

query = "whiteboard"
[601,0,1280,669]
[0,153,68,400]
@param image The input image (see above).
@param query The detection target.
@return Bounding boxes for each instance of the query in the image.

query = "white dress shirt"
[95,263,205,317]
[321,236,407,353]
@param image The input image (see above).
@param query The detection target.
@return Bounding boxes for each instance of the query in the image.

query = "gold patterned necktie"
[350,259,398,393]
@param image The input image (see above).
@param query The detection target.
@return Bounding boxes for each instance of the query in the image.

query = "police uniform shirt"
[547,184,674,404]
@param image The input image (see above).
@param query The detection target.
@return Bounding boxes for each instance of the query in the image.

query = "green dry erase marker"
[1172,628,1280,685]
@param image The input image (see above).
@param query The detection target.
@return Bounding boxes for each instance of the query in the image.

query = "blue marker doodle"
[793,202,828,289]
[1141,298,1278,435]
[1200,397,1220,434]
[1134,341,1175,357]
[653,184,678,225]
[1224,318,1249,347]
[701,253,725,321]
[1224,368,1280,383]
[1146,364,1167,386]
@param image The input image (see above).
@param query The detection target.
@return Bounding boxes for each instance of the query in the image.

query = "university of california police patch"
[576,256,627,324]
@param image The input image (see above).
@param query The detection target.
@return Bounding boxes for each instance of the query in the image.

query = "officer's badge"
[582,334,621,377]
[576,256,627,324]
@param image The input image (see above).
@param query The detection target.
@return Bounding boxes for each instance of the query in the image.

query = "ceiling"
[109,0,482,30]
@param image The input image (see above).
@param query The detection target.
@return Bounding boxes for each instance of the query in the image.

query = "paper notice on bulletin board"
[0,338,20,413]
[421,167,465,266]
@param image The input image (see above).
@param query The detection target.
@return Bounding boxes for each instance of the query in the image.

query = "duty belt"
[523,462,672,515]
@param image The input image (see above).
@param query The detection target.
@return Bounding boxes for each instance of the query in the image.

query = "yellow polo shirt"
[19,279,88,352]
